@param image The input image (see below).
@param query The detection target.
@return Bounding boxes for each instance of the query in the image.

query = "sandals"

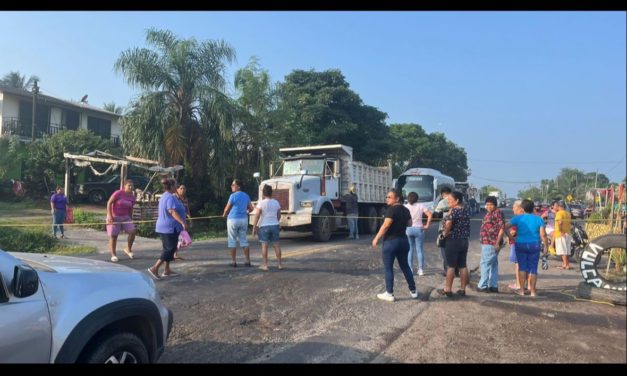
[161,272,179,278]
[436,289,453,297]
[244,261,253,267]
[110,256,119,263]
[123,248,134,259]
[229,262,237,267]
[259,265,269,271]
[456,289,466,297]
[147,268,160,280]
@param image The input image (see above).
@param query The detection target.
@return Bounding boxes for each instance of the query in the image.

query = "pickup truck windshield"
[283,159,324,176]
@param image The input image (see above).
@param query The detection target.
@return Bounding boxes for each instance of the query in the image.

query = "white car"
[0,249,172,363]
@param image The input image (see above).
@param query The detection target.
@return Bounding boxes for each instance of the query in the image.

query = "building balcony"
[1,117,120,146]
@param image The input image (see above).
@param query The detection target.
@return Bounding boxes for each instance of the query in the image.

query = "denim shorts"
[227,218,249,248]
[258,225,280,243]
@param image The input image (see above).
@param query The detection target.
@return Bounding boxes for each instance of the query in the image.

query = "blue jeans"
[406,226,424,273]
[382,236,416,294]
[52,209,66,237]
[478,244,499,289]
[347,215,359,239]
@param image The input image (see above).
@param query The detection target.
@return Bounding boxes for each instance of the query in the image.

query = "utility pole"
[31,80,39,141]
[594,168,598,189]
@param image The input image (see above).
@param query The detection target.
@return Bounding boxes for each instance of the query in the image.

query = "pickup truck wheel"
[312,206,332,242]
[83,332,149,364]
[88,190,106,204]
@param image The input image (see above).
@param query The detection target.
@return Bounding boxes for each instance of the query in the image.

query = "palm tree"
[114,28,236,187]
[1,71,40,90]
[103,102,123,115]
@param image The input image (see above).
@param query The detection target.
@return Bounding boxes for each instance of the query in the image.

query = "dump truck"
[251,144,392,241]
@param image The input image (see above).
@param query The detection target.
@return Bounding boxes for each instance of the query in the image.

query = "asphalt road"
[68,209,625,363]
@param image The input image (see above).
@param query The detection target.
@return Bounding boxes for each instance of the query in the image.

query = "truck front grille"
[274,189,289,211]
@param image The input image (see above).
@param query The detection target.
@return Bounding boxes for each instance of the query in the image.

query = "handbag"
[177,230,192,249]
[64,207,74,224]
[436,230,447,248]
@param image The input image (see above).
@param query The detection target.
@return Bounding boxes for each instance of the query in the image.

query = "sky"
[0,11,625,197]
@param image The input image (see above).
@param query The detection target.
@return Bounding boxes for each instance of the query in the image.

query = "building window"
[19,100,50,136]
[87,116,111,140]
[62,109,80,130]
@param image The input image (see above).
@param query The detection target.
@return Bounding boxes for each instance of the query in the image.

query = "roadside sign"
[567,194,573,202]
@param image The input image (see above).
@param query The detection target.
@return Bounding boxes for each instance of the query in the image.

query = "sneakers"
[477,287,489,293]
[418,269,424,276]
[489,287,499,293]
[377,292,395,302]
[410,290,419,299]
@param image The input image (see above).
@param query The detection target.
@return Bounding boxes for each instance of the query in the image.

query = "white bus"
[394,168,456,210]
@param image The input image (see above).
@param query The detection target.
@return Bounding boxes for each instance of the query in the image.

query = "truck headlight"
[300,200,313,208]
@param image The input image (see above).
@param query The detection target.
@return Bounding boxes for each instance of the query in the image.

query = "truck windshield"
[397,175,434,203]
[283,159,325,176]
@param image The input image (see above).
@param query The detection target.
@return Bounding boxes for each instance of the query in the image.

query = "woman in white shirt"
[252,185,283,271]
[405,192,433,276]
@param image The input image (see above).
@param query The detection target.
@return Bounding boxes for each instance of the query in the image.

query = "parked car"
[74,174,152,204]
[569,204,585,219]
[0,249,172,363]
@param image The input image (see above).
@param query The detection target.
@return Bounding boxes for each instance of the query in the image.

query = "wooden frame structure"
[62,151,163,202]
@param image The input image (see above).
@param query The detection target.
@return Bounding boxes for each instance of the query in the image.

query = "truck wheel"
[88,190,106,205]
[81,332,149,364]
[312,206,332,242]
[364,206,379,234]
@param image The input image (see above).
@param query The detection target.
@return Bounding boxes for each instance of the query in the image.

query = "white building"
[0,85,121,146]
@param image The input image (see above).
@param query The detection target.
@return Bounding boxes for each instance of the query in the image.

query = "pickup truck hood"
[11,252,137,275]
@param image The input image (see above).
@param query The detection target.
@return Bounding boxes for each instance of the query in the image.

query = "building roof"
[0,85,121,118]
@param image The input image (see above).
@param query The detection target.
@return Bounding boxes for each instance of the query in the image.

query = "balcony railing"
[1,117,120,146]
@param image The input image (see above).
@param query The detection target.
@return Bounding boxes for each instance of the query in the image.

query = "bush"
[137,221,157,238]
[73,208,106,231]
[0,226,57,253]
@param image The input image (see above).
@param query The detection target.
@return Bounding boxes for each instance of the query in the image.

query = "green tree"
[0,136,25,180]
[103,102,124,115]
[518,168,613,203]
[115,28,236,186]
[23,130,119,196]
[388,123,469,181]
[232,57,279,183]
[275,69,392,165]
[1,71,40,89]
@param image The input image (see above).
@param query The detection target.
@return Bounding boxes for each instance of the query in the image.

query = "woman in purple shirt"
[147,178,188,279]
[50,186,68,238]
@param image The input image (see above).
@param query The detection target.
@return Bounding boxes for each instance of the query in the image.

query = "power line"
[471,175,542,184]
[469,158,623,165]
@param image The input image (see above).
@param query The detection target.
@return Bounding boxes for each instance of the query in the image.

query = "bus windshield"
[397,175,434,203]
[282,159,325,176]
